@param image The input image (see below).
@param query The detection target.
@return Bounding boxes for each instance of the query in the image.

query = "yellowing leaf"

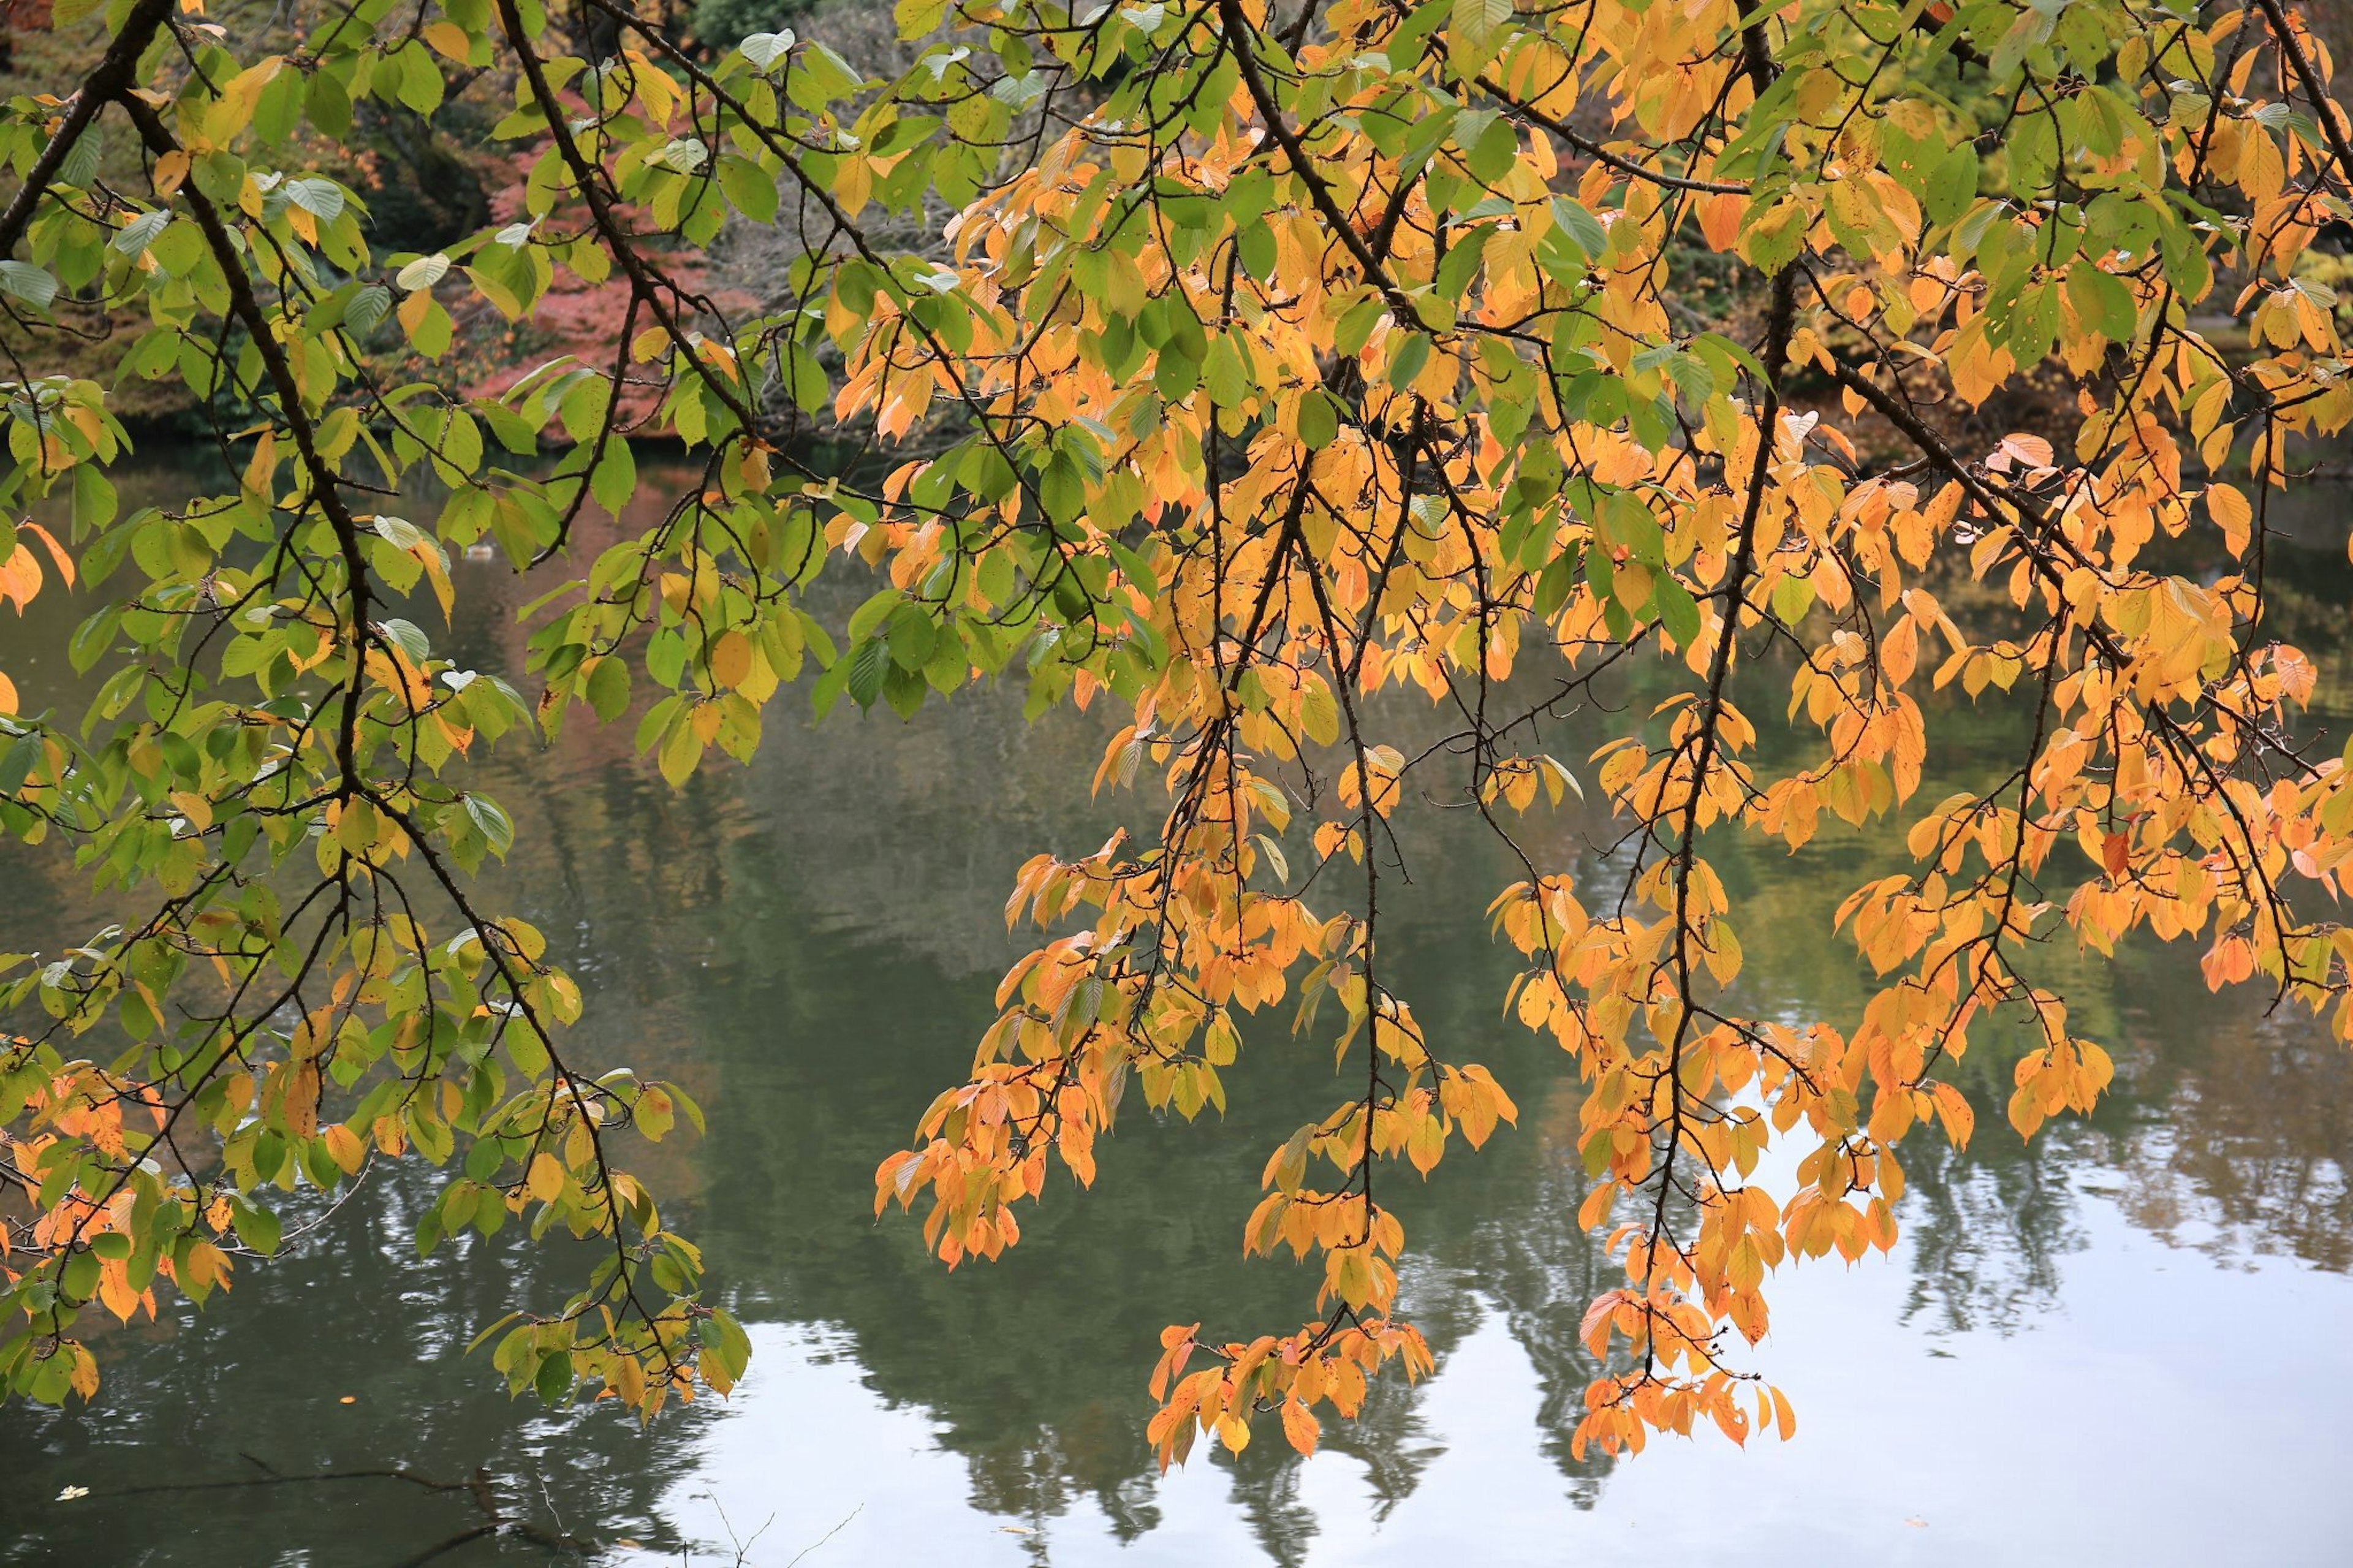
[710,629,753,689]
[2207,482,2253,556]
[1280,1398,1319,1455]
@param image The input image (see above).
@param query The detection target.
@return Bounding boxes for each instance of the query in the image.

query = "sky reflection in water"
[4,461,2352,1566]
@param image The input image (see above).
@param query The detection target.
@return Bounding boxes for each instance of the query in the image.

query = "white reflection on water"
[644,1178,2353,1568]
[12,460,2353,1563]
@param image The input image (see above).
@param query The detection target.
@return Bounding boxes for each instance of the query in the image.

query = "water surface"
[4,460,2352,1565]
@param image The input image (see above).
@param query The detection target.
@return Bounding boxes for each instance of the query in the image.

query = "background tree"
[1,0,2350,1471]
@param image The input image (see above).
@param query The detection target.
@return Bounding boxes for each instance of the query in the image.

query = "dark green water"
[4,461,2352,1565]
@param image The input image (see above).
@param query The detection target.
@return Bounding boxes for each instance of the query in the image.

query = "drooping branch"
[0,0,173,257]
[115,91,377,793]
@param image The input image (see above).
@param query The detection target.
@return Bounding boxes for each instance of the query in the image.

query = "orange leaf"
[1279,1398,1319,1455]
[1580,1287,1629,1357]
[1996,433,2053,469]
[0,543,38,610]
[21,521,72,588]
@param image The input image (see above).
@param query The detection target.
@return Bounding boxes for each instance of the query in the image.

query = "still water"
[4,461,2353,1565]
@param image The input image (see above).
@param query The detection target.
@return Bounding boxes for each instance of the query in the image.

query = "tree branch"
[0,0,174,257]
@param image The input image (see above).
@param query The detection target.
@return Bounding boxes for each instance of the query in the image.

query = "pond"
[4,458,2352,1566]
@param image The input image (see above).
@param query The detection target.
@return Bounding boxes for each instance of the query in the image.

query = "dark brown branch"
[1216,0,1420,318]
[493,0,762,439]
[1477,75,1749,195]
[2251,0,2353,191]
[115,91,376,795]
[0,0,173,257]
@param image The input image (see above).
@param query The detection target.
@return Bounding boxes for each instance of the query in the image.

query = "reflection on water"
[5,460,2353,1564]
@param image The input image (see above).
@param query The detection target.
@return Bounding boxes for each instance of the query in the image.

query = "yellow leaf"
[286,1063,320,1140]
[323,1124,366,1175]
[710,629,753,689]
[2207,482,2253,557]
[612,1350,646,1406]
[1279,1398,1319,1455]
[169,790,212,831]
[97,1260,137,1322]
[421,20,471,58]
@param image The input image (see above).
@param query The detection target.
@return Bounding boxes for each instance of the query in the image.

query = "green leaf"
[1449,0,1513,69]
[286,177,346,220]
[407,296,453,357]
[559,373,612,442]
[1549,197,1608,262]
[0,734,39,795]
[110,211,168,256]
[464,263,526,321]
[718,156,780,225]
[1988,7,2050,80]
[895,0,950,32]
[0,262,58,309]
[463,794,515,858]
[1651,573,1701,646]
[381,618,432,663]
[1742,202,1805,276]
[230,1200,282,1257]
[466,1311,525,1357]
[586,656,632,722]
[702,1307,752,1382]
[1467,114,1520,185]
[72,463,116,536]
[2067,263,2138,344]
[591,436,636,516]
[783,339,830,414]
[845,635,891,708]
[305,69,352,140]
[395,42,445,115]
[534,1349,573,1404]
[1926,145,1979,226]
[372,514,425,551]
[885,602,938,668]
[883,664,928,719]
[1297,389,1339,449]
[396,254,451,292]
[344,284,392,335]
[58,126,102,189]
[69,605,123,672]
[1387,331,1433,390]
[740,30,797,69]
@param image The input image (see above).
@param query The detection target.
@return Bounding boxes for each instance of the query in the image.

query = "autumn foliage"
[1,0,2351,1474]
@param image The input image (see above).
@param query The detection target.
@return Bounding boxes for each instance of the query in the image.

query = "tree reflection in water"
[6,459,2353,1564]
